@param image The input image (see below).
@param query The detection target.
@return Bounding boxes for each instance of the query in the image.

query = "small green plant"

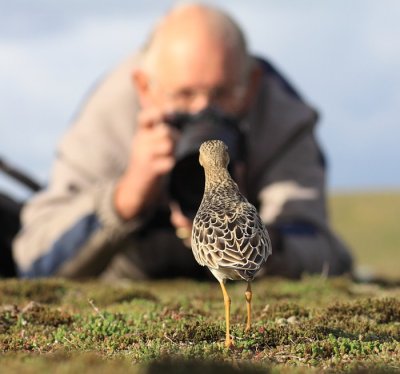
[1,276,399,372]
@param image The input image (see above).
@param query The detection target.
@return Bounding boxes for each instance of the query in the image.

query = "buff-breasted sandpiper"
[191,140,272,348]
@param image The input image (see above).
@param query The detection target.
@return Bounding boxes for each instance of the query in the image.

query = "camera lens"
[167,107,244,218]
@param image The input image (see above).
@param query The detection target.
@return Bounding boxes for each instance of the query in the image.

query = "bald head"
[142,3,250,80]
[134,3,258,114]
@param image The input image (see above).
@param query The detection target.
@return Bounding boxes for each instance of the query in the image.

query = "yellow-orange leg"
[219,281,233,348]
[245,282,252,332]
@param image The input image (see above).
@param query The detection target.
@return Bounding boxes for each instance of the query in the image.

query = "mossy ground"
[1,192,399,373]
[0,276,399,373]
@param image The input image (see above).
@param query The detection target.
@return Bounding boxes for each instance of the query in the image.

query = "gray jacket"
[13,54,353,278]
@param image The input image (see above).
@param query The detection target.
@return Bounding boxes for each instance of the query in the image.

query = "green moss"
[18,301,73,327]
[85,288,158,307]
[0,277,399,372]
[324,298,400,323]
[0,279,67,304]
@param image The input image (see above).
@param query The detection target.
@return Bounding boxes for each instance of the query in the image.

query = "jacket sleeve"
[256,131,353,277]
[13,54,147,278]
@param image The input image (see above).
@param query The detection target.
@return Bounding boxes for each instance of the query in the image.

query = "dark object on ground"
[0,192,20,277]
[0,157,42,277]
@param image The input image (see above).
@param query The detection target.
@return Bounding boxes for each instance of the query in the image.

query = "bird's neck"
[204,166,238,192]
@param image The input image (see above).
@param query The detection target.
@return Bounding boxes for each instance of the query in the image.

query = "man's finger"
[137,107,165,129]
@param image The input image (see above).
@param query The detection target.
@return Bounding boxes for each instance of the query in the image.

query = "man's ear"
[132,69,151,107]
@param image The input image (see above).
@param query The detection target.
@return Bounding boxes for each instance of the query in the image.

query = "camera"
[166,107,245,218]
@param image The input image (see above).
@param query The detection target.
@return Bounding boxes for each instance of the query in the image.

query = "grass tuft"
[0,276,399,372]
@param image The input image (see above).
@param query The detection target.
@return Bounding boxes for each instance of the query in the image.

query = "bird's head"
[199,140,230,169]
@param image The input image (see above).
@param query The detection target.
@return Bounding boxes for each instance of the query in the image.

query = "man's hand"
[170,202,193,248]
[114,108,179,220]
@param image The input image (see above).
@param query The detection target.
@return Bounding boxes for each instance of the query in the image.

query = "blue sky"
[1,1,399,199]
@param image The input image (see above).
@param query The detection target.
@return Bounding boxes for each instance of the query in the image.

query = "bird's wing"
[191,201,271,271]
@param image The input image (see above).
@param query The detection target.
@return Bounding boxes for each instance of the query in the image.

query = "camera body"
[166,107,244,218]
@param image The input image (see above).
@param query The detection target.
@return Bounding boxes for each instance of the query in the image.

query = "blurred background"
[1,0,399,278]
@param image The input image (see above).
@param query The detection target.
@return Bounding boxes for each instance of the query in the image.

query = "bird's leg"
[245,282,252,332]
[219,280,233,348]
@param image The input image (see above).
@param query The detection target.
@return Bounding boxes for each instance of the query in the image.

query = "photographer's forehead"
[142,4,248,86]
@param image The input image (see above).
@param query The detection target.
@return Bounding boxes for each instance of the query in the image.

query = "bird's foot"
[245,324,251,333]
[225,337,235,349]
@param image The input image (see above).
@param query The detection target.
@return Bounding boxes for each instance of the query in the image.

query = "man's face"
[135,34,252,116]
